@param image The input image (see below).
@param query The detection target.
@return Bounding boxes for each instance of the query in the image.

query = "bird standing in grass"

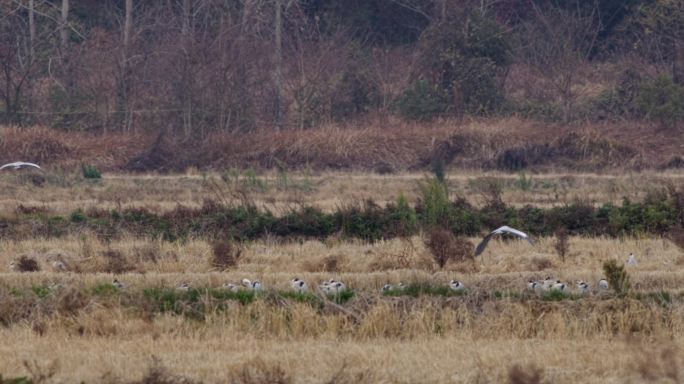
[450,280,465,292]
[290,278,308,293]
[576,281,590,295]
[475,226,535,256]
[551,280,568,292]
[222,282,239,292]
[598,278,609,290]
[177,282,190,291]
[242,279,262,291]
[527,280,541,291]
[542,276,555,291]
[52,260,68,272]
[626,253,637,266]
[330,280,346,293]
[112,279,125,289]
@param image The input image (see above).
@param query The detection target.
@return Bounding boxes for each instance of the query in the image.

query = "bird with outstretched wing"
[0,161,42,171]
[474,225,535,256]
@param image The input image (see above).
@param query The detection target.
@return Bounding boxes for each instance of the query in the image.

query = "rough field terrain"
[1,170,683,383]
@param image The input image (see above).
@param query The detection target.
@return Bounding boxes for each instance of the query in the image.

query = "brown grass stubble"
[1,179,684,381]
[2,170,684,217]
[2,117,682,174]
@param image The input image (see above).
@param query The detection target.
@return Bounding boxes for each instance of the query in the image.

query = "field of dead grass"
[1,171,684,383]
[2,118,682,174]
[2,170,683,215]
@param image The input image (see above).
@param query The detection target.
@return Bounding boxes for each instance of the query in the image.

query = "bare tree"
[513,1,602,121]
[60,0,68,55]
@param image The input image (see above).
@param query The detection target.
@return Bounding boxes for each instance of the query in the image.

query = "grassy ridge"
[2,188,682,242]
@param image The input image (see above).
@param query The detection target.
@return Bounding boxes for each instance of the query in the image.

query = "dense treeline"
[1,0,684,135]
[4,180,683,242]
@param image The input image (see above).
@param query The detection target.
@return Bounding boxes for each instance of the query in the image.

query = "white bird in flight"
[0,162,42,171]
[475,225,535,256]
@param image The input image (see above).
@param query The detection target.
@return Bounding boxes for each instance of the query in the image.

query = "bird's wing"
[497,226,530,239]
[22,162,41,169]
[0,162,17,170]
[474,233,495,256]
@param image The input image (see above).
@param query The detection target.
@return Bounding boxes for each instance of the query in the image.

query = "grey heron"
[0,162,42,171]
[475,226,535,256]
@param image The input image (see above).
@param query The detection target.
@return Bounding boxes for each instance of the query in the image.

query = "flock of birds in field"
[7,224,641,297]
[104,274,615,296]
[97,225,638,296]
[1,162,641,298]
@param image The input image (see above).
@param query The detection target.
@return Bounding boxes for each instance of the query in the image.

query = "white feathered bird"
[0,162,42,171]
[290,278,308,293]
[475,225,535,256]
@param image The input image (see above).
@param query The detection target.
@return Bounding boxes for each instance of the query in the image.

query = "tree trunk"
[274,0,284,130]
[29,0,35,61]
[60,0,69,54]
[673,35,684,86]
[119,0,133,132]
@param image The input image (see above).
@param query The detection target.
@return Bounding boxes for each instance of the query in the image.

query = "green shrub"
[515,172,533,191]
[69,210,87,223]
[418,177,451,227]
[602,259,630,295]
[396,79,450,120]
[636,75,684,127]
[81,164,101,179]
[416,9,509,116]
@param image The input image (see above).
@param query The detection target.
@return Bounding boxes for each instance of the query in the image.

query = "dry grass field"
[1,171,684,383]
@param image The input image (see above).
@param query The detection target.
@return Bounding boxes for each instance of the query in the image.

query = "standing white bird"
[177,282,191,291]
[626,253,637,266]
[449,280,465,292]
[381,283,404,293]
[541,276,555,291]
[0,161,42,171]
[598,278,609,290]
[222,282,239,292]
[319,281,332,294]
[330,280,346,293]
[242,279,262,291]
[112,279,125,289]
[51,260,68,272]
[577,281,590,295]
[551,280,568,292]
[527,280,541,291]
[475,226,535,256]
[251,280,263,291]
[290,278,308,293]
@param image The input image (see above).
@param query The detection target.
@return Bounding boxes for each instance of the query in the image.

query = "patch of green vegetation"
[91,283,121,297]
[81,164,102,180]
[208,288,255,305]
[541,289,573,301]
[31,286,52,299]
[383,283,464,297]
[0,375,32,384]
[515,172,533,191]
[69,210,87,223]
[278,291,320,305]
[327,289,356,304]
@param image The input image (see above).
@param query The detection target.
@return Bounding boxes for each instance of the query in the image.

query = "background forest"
[2,0,684,136]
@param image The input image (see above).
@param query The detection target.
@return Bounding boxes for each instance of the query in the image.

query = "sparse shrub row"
[3,190,683,242]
